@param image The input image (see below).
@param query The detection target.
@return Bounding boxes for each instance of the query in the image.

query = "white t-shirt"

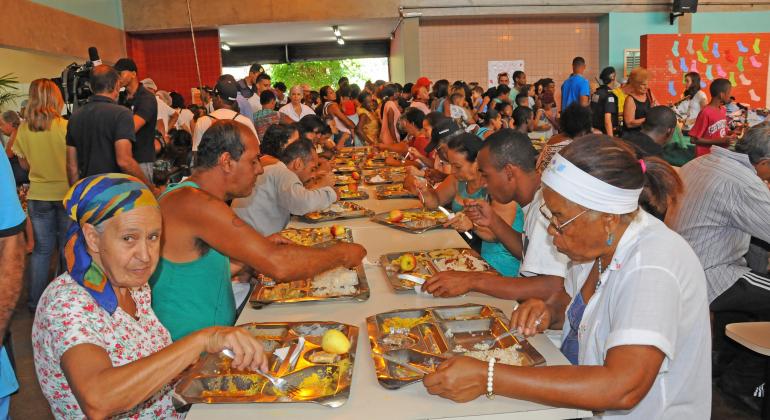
[175,108,194,132]
[278,103,316,122]
[156,98,177,134]
[520,189,570,277]
[562,211,711,419]
[685,90,708,129]
[193,108,259,151]
[248,93,261,113]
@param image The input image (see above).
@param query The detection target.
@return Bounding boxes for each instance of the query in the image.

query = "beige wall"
[419,17,599,94]
[0,48,87,110]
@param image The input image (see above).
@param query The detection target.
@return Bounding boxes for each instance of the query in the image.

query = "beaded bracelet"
[486,357,496,399]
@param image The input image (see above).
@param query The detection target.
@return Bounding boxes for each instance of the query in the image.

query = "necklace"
[596,256,607,291]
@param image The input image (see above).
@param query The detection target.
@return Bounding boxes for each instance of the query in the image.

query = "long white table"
[186,181,591,420]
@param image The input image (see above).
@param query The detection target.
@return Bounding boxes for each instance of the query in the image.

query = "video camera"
[53,47,102,114]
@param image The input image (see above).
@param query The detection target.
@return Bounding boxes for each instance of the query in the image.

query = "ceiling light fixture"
[332,25,341,37]
[220,43,231,51]
[337,37,345,45]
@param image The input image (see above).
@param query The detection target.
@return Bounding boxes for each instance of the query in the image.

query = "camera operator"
[65,65,155,192]
[114,58,158,182]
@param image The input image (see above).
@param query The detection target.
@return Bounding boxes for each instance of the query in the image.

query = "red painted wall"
[641,33,770,108]
[125,30,221,104]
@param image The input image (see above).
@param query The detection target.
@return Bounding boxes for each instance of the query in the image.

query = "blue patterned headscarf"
[63,174,158,314]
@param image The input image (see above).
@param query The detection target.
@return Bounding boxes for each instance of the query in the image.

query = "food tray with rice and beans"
[366,304,545,390]
[370,208,448,234]
[363,168,406,185]
[374,183,417,200]
[336,184,369,201]
[300,201,374,223]
[280,226,353,247]
[175,322,357,407]
[250,265,370,308]
[380,248,496,293]
[333,174,358,186]
[362,158,388,169]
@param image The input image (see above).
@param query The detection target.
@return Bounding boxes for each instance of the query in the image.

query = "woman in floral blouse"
[32,174,268,419]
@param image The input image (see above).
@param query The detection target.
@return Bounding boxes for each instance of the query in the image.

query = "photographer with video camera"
[65,65,156,193]
[114,58,158,183]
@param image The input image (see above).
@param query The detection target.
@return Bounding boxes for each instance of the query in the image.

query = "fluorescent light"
[337,37,345,45]
[221,43,231,51]
[332,25,341,37]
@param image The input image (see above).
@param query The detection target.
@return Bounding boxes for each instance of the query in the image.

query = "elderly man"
[621,105,677,158]
[193,76,258,152]
[667,124,770,411]
[422,129,567,301]
[232,138,337,235]
[150,120,365,340]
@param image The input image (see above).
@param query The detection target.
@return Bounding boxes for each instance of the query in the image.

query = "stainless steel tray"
[175,321,357,407]
[280,226,354,247]
[370,208,448,234]
[250,265,370,308]
[380,248,496,293]
[374,184,417,199]
[336,185,369,201]
[366,304,545,390]
[300,202,375,223]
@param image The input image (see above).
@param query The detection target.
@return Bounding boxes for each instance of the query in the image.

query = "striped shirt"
[666,147,770,302]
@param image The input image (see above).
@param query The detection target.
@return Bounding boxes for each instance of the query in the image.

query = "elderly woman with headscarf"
[422,135,712,419]
[32,174,267,419]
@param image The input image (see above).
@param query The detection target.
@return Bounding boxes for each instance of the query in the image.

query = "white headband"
[542,153,642,214]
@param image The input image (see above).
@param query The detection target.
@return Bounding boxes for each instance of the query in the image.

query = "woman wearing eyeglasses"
[423,135,712,419]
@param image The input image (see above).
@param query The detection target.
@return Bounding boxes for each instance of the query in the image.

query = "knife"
[437,206,473,239]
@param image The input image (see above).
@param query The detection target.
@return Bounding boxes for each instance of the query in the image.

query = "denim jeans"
[28,200,69,310]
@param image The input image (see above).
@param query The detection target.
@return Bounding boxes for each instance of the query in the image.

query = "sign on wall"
[641,33,770,108]
[488,60,525,88]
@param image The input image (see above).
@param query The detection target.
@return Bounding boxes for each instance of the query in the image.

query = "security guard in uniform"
[591,66,619,136]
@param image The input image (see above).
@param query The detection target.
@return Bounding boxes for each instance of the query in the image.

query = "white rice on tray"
[310,267,359,296]
[464,347,525,366]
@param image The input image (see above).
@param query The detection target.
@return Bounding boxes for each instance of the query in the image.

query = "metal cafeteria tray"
[175,321,357,407]
[370,208,448,234]
[336,185,369,201]
[280,226,354,247]
[300,202,375,223]
[364,172,405,185]
[374,184,417,200]
[366,304,545,390]
[380,248,496,293]
[250,264,370,308]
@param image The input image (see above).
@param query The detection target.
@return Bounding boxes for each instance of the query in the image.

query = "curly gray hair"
[736,122,770,165]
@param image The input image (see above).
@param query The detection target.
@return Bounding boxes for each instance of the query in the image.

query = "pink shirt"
[689,105,727,157]
[379,101,401,144]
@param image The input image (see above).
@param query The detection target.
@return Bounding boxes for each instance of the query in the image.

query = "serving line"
[187,184,589,419]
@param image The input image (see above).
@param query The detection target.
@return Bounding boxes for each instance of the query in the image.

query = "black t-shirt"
[621,130,663,158]
[590,85,619,135]
[123,85,158,163]
[66,95,136,177]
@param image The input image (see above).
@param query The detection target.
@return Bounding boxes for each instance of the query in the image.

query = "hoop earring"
[606,232,614,246]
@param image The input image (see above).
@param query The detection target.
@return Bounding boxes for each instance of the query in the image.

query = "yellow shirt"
[12,119,69,201]
[612,87,628,113]
[357,107,381,142]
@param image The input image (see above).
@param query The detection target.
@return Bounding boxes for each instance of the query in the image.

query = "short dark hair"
[261,123,298,158]
[279,138,315,165]
[403,83,414,94]
[273,81,287,92]
[560,102,593,138]
[515,93,529,106]
[298,114,326,136]
[403,107,426,128]
[90,65,120,94]
[572,56,586,67]
[642,106,677,134]
[513,106,533,128]
[496,84,511,96]
[260,90,277,105]
[256,73,271,83]
[338,77,349,86]
[170,91,185,109]
[249,63,264,73]
[710,78,731,97]
[447,132,484,162]
[196,120,247,169]
[482,129,537,172]
[599,67,616,85]
[512,71,525,81]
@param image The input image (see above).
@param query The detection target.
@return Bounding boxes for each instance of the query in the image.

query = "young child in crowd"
[689,78,736,157]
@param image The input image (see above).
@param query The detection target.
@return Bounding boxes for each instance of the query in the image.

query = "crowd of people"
[0,52,769,419]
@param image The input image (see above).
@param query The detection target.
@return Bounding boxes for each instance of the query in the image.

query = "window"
[624,49,641,79]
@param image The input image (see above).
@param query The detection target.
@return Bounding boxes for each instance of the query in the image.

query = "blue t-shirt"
[561,74,590,111]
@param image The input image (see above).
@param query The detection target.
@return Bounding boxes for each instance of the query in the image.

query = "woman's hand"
[462,199,496,229]
[423,356,487,402]
[509,299,551,337]
[203,327,269,372]
[443,212,473,232]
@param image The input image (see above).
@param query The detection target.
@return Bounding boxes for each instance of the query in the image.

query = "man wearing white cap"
[141,78,178,140]
[193,75,258,152]
[424,134,711,419]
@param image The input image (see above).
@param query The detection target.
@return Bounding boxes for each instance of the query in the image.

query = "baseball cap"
[426,119,460,154]
[415,77,431,89]
[114,58,138,73]
[214,78,238,102]
[249,63,265,74]
[140,78,158,91]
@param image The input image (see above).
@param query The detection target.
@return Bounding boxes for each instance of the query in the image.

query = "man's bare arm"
[0,232,25,346]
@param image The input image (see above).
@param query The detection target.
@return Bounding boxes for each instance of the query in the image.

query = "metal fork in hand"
[477,330,517,349]
[221,348,301,397]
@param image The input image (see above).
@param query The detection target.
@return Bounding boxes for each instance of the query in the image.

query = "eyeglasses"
[539,204,587,234]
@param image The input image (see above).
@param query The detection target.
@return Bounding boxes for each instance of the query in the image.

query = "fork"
[221,348,301,397]
[477,330,517,350]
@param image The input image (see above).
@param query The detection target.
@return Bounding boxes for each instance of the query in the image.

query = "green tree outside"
[265,59,363,90]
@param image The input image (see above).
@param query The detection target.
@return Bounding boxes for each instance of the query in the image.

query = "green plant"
[266,59,363,90]
[0,73,22,110]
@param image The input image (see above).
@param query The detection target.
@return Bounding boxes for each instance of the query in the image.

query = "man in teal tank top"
[150,120,366,340]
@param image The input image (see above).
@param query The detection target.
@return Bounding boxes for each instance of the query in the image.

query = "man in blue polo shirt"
[561,56,591,111]
[0,152,26,416]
